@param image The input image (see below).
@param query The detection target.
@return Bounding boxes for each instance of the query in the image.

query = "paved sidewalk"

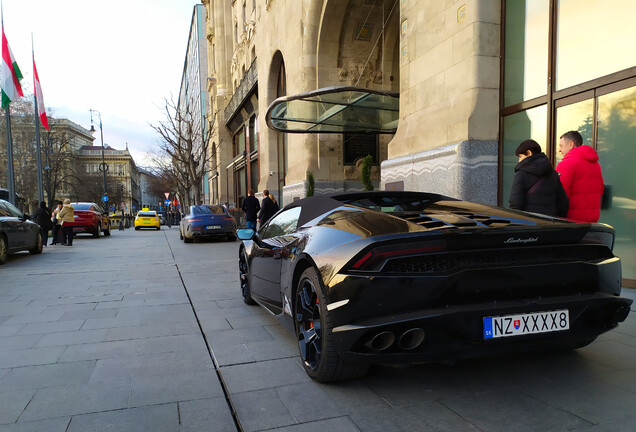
[2,227,636,431]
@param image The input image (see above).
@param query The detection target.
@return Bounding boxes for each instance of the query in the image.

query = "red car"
[69,202,111,238]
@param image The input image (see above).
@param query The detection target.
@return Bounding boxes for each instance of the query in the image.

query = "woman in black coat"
[32,201,52,247]
[509,140,569,217]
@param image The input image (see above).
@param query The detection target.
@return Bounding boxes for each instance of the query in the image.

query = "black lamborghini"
[236,191,632,382]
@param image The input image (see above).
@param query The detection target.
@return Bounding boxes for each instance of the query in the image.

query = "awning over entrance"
[265,86,399,134]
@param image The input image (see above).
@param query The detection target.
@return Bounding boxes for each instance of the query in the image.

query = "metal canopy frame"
[265,86,399,134]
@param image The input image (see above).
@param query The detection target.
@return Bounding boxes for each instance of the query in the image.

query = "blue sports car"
[179,205,237,243]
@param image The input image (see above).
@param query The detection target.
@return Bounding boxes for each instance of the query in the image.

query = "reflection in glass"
[557,0,636,90]
[554,99,594,164]
[501,106,547,207]
[597,86,636,280]
[504,0,549,106]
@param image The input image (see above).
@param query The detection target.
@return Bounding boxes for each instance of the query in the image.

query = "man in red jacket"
[556,130,604,222]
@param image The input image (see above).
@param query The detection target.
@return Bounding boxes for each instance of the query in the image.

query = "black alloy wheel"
[29,232,43,255]
[296,270,322,371]
[0,236,7,264]
[294,267,369,382]
[239,249,256,305]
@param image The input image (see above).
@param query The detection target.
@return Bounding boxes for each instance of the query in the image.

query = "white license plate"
[206,225,221,230]
[483,309,569,339]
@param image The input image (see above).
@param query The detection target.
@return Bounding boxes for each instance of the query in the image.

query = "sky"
[2,0,201,167]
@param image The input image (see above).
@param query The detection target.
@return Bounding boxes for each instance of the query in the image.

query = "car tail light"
[351,240,447,271]
[222,217,234,222]
[581,230,614,250]
[190,218,203,222]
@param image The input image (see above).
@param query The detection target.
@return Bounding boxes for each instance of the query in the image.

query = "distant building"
[77,144,140,214]
[0,115,94,209]
[178,4,210,205]
[138,167,164,210]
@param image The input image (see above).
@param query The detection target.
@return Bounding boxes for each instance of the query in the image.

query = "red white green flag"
[1,27,23,109]
[32,54,48,130]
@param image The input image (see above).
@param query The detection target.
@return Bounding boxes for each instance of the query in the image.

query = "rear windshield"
[138,212,156,217]
[193,206,225,215]
[73,203,94,211]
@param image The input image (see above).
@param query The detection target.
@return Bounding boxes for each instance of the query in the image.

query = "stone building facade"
[77,145,141,214]
[202,0,636,284]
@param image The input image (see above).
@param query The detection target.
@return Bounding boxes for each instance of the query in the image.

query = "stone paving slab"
[2,227,636,431]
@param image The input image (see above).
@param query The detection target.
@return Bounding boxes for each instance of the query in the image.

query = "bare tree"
[0,96,79,210]
[150,96,213,206]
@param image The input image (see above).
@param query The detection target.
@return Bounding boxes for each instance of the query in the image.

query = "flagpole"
[32,34,44,203]
[2,1,16,207]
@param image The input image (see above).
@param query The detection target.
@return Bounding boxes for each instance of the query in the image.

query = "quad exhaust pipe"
[398,328,425,350]
[364,328,426,352]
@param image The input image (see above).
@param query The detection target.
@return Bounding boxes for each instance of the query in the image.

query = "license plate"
[206,225,221,229]
[483,309,569,339]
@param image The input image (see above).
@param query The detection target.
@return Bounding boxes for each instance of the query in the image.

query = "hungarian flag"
[1,27,23,109]
[33,54,48,130]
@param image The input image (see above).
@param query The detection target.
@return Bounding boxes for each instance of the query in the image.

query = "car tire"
[93,226,101,238]
[294,267,369,382]
[179,229,184,240]
[157,227,160,230]
[239,249,256,305]
[29,232,43,255]
[227,233,236,241]
[184,236,193,243]
[104,224,111,236]
[135,227,140,231]
[0,236,8,264]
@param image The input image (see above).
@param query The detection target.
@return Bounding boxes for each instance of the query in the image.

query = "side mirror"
[236,228,255,240]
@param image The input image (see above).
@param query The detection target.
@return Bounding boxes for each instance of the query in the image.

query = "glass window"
[556,0,636,90]
[344,134,378,165]
[554,99,594,164]
[0,202,11,217]
[596,86,636,280]
[193,205,225,215]
[504,0,549,106]
[260,207,301,239]
[501,106,548,207]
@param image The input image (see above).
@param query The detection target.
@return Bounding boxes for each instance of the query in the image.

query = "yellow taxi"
[134,208,161,230]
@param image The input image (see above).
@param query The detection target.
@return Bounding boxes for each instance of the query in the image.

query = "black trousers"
[63,225,73,245]
[51,224,63,244]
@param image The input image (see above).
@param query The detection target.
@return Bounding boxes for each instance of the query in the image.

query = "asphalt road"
[1,226,636,432]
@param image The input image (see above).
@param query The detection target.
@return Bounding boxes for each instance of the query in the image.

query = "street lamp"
[89,109,108,204]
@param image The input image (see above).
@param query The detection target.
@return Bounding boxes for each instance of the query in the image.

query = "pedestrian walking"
[258,189,278,227]
[50,201,63,245]
[57,199,75,246]
[509,140,568,217]
[32,201,53,247]
[556,130,605,222]
[241,189,260,229]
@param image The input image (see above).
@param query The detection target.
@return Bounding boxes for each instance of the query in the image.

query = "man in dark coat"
[509,139,569,217]
[241,189,260,229]
[258,189,277,227]
[32,201,52,247]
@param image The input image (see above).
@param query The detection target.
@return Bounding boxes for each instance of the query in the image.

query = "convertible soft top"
[283,191,452,227]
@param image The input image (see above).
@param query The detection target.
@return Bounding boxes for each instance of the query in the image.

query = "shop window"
[597,86,636,281]
[504,0,549,107]
[501,106,547,206]
[556,0,636,91]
